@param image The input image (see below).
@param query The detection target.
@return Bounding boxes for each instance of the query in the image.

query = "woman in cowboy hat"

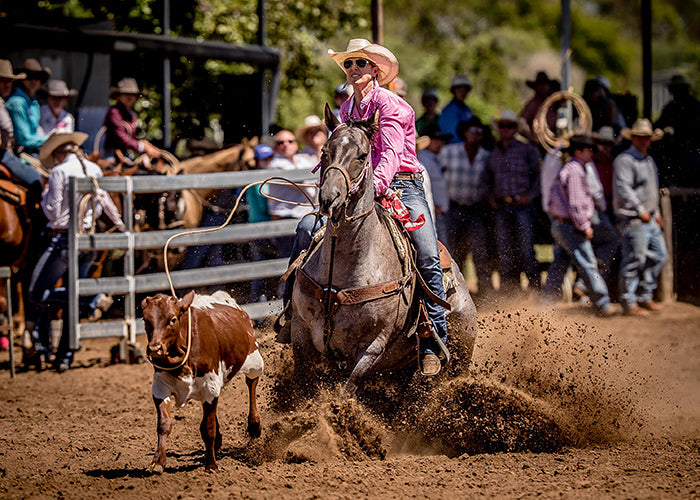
[39,80,78,135]
[295,115,327,161]
[6,58,53,154]
[0,59,44,194]
[318,38,447,375]
[102,77,160,160]
[27,131,124,372]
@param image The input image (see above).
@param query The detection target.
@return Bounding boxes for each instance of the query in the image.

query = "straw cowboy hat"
[621,118,664,142]
[45,80,78,98]
[18,58,51,83]
[109,77,142,98]
[0,60,25,80]
[328,38,399,87]
[295,115,327,143]
[39,131,88,167]
[491,109,527,134]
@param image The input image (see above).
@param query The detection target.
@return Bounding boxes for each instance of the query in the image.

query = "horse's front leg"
[342,335,388,398]
[149,396,171,474]
[200,398,219,472]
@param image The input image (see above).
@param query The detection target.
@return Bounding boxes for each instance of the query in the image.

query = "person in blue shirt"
[439,75,473,144]
[6,59,51,155]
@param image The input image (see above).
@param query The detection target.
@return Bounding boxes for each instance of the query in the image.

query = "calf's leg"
[246,376,261,437]
[149,396,172,474]
[200,398,219,472]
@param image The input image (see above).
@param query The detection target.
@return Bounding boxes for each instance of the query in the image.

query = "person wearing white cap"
[27,131,125,372]
[39,80,77,135]
[439,75,473,143]
[0,59,43,195]
[613,119,667,317]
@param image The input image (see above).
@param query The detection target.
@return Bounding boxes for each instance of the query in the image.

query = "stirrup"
[273,303,292,344]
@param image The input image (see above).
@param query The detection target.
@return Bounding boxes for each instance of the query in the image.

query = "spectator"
[387,77,408,98]
[39,80,76,135]
[439,75,473,143]
[416,123,451,243]
[248,144,277,303]
[520,71,559,143]
[6,58,51,155]
[295,115,327,161]
[332,82,351,120]
[583,77,625,133]
[0,59,43,197]
[486,109,542,292]
[542,135,616,316]
[103,77,160,160]
[439,117,493,294]
[591,126,619,213]
[614,119,667,316]
[416,87,440,136]
[266,129,317,258]
[28,131,124,372]
[654,74,700,188]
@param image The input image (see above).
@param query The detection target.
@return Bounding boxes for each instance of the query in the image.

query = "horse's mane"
[345,117,378,140]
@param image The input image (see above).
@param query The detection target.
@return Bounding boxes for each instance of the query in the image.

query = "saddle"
[0,178,27,207]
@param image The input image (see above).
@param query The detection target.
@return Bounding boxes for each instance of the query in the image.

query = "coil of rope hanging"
[533,89,593,154]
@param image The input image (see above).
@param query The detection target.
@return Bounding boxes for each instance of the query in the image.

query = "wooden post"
[371,0,383,45]
[658,188,674,302]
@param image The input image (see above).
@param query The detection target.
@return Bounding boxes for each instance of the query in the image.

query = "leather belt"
[394,172,423,182]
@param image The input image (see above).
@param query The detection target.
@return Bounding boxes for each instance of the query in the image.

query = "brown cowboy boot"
[273,304,292,344]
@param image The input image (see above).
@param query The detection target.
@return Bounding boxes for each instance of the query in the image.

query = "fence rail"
[68,168,314,351]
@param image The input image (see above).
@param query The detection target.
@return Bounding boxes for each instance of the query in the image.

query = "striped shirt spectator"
[439,143,490,206]
[549,157,595,232]
[486,139,540,201]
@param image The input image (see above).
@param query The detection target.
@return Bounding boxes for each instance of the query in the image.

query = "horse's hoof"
[204,463,219,473]
[148,463,164,474]
[247,420,261,438]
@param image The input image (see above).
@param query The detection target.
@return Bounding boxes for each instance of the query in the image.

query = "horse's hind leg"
[245,376,261,438]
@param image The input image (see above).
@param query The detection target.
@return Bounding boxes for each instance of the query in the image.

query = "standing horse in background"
[289,107,477,396]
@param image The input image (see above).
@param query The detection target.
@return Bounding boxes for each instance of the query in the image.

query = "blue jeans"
[445,203,492,292]
[618,218,667,309]
[573,210,621,294]
[1,149,42,192]
[285,178,447,355]
[28,233,97,363]
[543,220,611,311]
[494,204,540,290]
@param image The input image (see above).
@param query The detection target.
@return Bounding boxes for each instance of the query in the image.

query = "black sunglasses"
[275,139,296,145]
[343,58,374,69]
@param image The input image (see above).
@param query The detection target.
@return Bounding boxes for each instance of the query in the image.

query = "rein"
[147,308,193,371]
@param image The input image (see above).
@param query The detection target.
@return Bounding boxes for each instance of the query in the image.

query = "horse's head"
[318,104,378,223]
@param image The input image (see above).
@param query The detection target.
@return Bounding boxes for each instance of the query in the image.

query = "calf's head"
[142,290,195,366]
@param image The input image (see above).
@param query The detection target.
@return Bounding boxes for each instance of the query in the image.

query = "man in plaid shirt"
[544,135,615,316]
[439,117,493,294]
[485,110,541,292]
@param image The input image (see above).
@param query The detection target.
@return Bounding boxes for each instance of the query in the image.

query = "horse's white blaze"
[152,360,234,406]
[340,136,350,146]
[191,290,241,310]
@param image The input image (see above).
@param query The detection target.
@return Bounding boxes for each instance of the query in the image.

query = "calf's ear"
[141,296,150,311]
[178,290,195,313]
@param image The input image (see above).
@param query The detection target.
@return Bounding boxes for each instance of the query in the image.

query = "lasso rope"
[533,89,593,154]
[163,176,318,298]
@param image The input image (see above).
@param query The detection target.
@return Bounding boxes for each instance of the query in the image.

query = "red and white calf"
[142,290,264,473]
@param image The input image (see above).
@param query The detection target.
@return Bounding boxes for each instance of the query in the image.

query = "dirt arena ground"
[1,298,698,499]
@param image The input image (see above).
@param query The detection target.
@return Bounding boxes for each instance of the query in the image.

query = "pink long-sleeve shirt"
[340,85,423,195]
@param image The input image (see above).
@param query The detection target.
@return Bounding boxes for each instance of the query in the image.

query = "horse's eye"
[357,153,367,163]
[169,316,177,326]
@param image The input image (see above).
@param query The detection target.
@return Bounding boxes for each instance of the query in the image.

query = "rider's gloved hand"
[379,188,425,231]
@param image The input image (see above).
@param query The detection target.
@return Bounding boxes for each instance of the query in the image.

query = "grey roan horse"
[289,105,477,396]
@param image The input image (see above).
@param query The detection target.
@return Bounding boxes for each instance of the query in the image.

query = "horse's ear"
[324,103,340,132]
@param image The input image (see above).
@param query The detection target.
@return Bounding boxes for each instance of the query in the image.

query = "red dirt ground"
[1,299,698,499]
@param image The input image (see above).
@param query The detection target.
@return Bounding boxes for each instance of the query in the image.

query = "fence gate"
[68,168,314,354]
